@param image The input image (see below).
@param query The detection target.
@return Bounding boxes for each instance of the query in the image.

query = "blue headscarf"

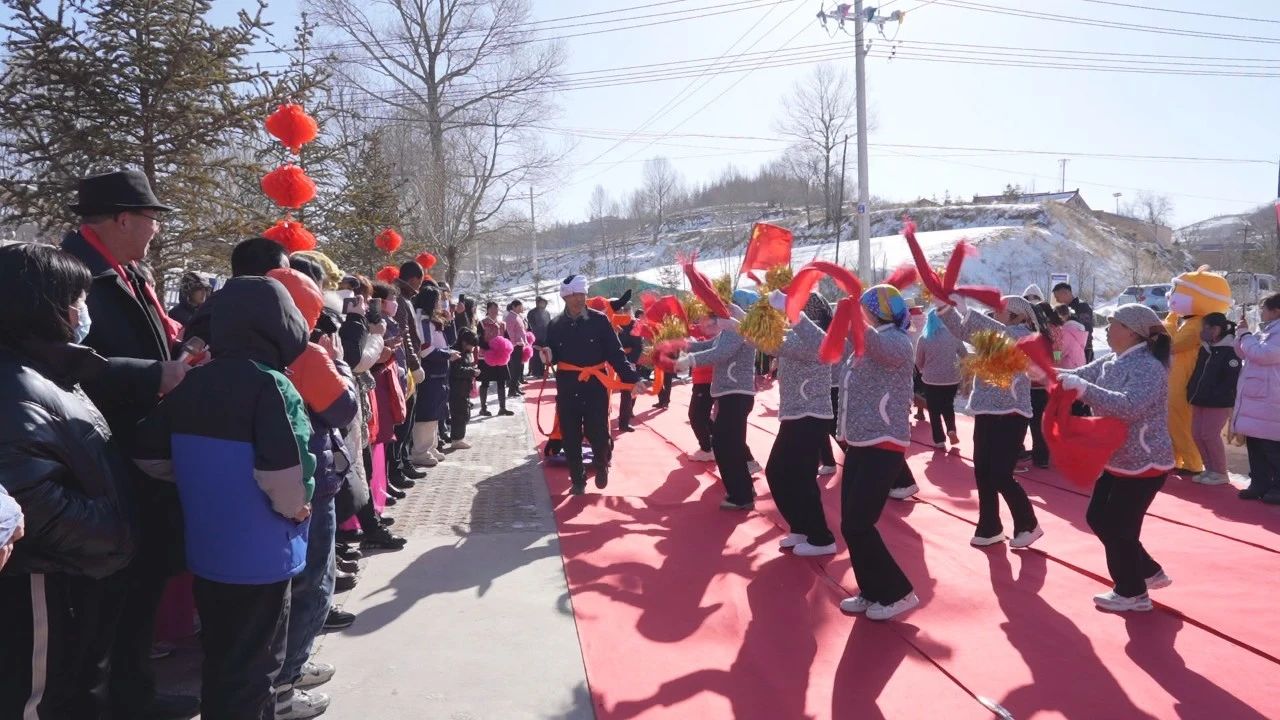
[921,308,945,340]
[860,284,911,332]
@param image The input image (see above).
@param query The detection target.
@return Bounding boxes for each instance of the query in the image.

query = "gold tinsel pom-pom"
[683,294,709,325]
[713,275,733,304]
[652,314,689,344]
[762,264,794,293]
[918,265,946,305]
[738,265,793,354]
[962,330,1029,389]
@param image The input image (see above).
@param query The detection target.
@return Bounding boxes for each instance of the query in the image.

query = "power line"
[1070,0,1280,25]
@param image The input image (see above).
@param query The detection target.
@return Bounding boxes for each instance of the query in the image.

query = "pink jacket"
[1233,319,1280,441]
[1054,320,1087,369]
[505,311,527,347]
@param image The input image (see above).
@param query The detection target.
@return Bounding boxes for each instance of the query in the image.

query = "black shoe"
[390,475,416,489]
[335,529,362,543]
[379,516,395,527]
[593,463,609,489]
[478,409,492,417]
[619,425,635,433]
[654,403,669,409]
[400,463,426,480]
[569,483,586,496]
[335,570,359,592]
[385,483,406,500]
[361,528,407,550]
[384,495,397,506]
[1240,486,1267,500]
[323,608,356,630]
[336,544,362,561]
[498,409,515,416]
[143,692,201,719]
[336,557,360,574]
[1264,490,1280,505]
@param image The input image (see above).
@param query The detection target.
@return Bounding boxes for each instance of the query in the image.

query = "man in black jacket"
[59,170,197,719]
[1053,282,1095,362]
[616,298,644,433]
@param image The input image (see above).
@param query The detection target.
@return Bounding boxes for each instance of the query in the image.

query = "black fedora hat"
[67,169,176,216]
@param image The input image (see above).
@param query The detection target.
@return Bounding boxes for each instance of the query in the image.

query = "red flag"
[739,222,793,282]
[644,294,687,327]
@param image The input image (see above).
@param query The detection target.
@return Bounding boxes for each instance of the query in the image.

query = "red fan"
[262,219,317,253]
[265,104,319,154]
[901,219,1005,311]
[1017,334,1127,487]
[376,265,400,283]
[261,165,316,209]
[415,252,437,270]
[375,229,403,254]
[678,252,730,319]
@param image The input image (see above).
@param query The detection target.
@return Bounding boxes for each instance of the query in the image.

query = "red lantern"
[375,229,403,254]
[415,252,437,270]
[265,104,319,154]
[261,165,317,209]
[376,265,400,283]
[262,219,317,253]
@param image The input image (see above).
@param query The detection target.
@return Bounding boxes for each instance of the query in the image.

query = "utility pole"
[1113,192,1122,214]
[1058,159,1069,192]
[1274,157,1280,276]
[853,0,872,277]
[529,187,539,298]
[836,133,849,265]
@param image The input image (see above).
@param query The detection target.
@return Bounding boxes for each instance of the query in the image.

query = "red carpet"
[527,379,1280,719]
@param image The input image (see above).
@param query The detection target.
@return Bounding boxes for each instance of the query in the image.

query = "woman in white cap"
[937,294,1045,550]
[1058,304,1173,612]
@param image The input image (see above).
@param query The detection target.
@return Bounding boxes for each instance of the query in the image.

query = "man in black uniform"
[541,275,643,495]
[615,294,643,433]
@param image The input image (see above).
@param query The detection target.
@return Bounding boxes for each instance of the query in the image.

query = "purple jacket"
[1233,319,1280,441]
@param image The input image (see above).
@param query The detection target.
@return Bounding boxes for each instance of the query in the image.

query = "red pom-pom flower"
[415,252,437,270]
[375,229,403,254]
[262,219,317,253]
[261,165,316,209]
[265,104,319,154]
[376,265,400,283]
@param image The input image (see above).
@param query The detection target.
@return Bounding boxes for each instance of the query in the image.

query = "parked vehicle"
[1225,271,1276,309]
[1114,283,1173,313]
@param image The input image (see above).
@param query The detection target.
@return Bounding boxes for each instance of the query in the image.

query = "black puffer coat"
[0,341,136,578]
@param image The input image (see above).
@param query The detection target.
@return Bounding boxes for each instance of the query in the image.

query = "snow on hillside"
[494,201,1190,315]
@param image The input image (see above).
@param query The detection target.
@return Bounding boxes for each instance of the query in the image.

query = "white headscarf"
[561,274,588,297]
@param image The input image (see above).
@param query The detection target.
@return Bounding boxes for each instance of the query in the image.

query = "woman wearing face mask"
[0,243,137,718]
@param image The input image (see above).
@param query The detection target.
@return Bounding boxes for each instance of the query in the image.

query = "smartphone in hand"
[367,298,383,324]
[177,337,209,366]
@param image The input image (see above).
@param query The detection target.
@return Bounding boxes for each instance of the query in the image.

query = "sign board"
[857,203,867,214]
[1050,273,1069,288]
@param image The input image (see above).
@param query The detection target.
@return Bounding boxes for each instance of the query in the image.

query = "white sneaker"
[295,661,335,689]
[866,592,921,621]
[689,449,715,462]
[793,541,838,557]
[275,688,330,719]
[430,447,446,462]
[817,464,838,476]
[1093,590,1152,612]
[1010,526,1044,549]
[779,532,807,549]
[888,483,919,500]
[840,595,873,614]
[970,533,1007,547]
[933,441,945,449]
[450,439,472,450]
[747,460,763,474]
[1145,570,1173,590]
[1194,472,1229,485]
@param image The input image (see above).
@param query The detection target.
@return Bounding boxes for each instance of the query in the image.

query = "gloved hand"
[768,289,787,312]
[728,304,747,321]
[1059,374,1087,395]
[1026,364,1049,385]
[673,354,692,374]
[412,368,426,384]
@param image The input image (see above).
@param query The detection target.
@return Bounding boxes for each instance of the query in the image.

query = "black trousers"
[821,387,842,466]
[1245,437,1280,495]
[1027,387,1050,466]
[508,350,525,392]
[619,390,635,429]
[972,413,1038,538]
[557,375,612,483]
[766,417,835,545]
[1,572,125,719]
[712,393,756,505]
[390,391,418,478]
[657,373,673,406]
[356,445,380,531]
[841,446,914,605]
[479,380,507,412]
[193,577,289,720]
[108,553,174,716]
[1086,472,1165,597]
[449,381,471,442]
[923,383,959,444]
[688,383,714,452]
[529,348,545,379]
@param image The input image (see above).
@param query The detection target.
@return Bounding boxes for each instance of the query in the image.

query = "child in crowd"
[449,329,481,450]
[1187,313,1240,486]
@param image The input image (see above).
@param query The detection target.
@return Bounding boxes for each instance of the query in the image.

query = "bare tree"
[1122,191,1174,244]
[589,184,610,275]
[776,65,859,230]
[780,144,824,227]
[310,0,564,285]
[643,156,681,242]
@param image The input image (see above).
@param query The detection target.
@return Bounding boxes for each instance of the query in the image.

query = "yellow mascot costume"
[1164,267,1233,474]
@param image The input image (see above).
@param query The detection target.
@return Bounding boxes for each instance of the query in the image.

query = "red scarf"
[80,225,182,347]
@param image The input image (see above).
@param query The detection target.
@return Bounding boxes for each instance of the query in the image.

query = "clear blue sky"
[220,0,1280,228]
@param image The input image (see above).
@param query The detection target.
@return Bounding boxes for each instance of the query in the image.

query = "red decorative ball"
[415,252,437,270]
[265,104,319,154]
[261,165,317,209]
[375,228,403,254]
[376,265,400,283]
[262,219,317,253]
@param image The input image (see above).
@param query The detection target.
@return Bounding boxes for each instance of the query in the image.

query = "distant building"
[972,189,1092,213]
[1093,209,1173,247]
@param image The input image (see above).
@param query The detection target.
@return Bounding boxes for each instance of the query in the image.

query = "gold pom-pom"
[739,296,787,354]
[762,264,794,293]
[917,266,946,305]
[962,330,1029,389]
[683,294,708,325]
[651,314,689,344]
[713,275,733,304]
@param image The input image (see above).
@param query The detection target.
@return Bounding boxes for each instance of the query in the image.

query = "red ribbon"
[902,219,1006,312]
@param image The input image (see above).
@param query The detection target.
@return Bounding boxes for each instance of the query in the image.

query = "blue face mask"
[73,302,91,343]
